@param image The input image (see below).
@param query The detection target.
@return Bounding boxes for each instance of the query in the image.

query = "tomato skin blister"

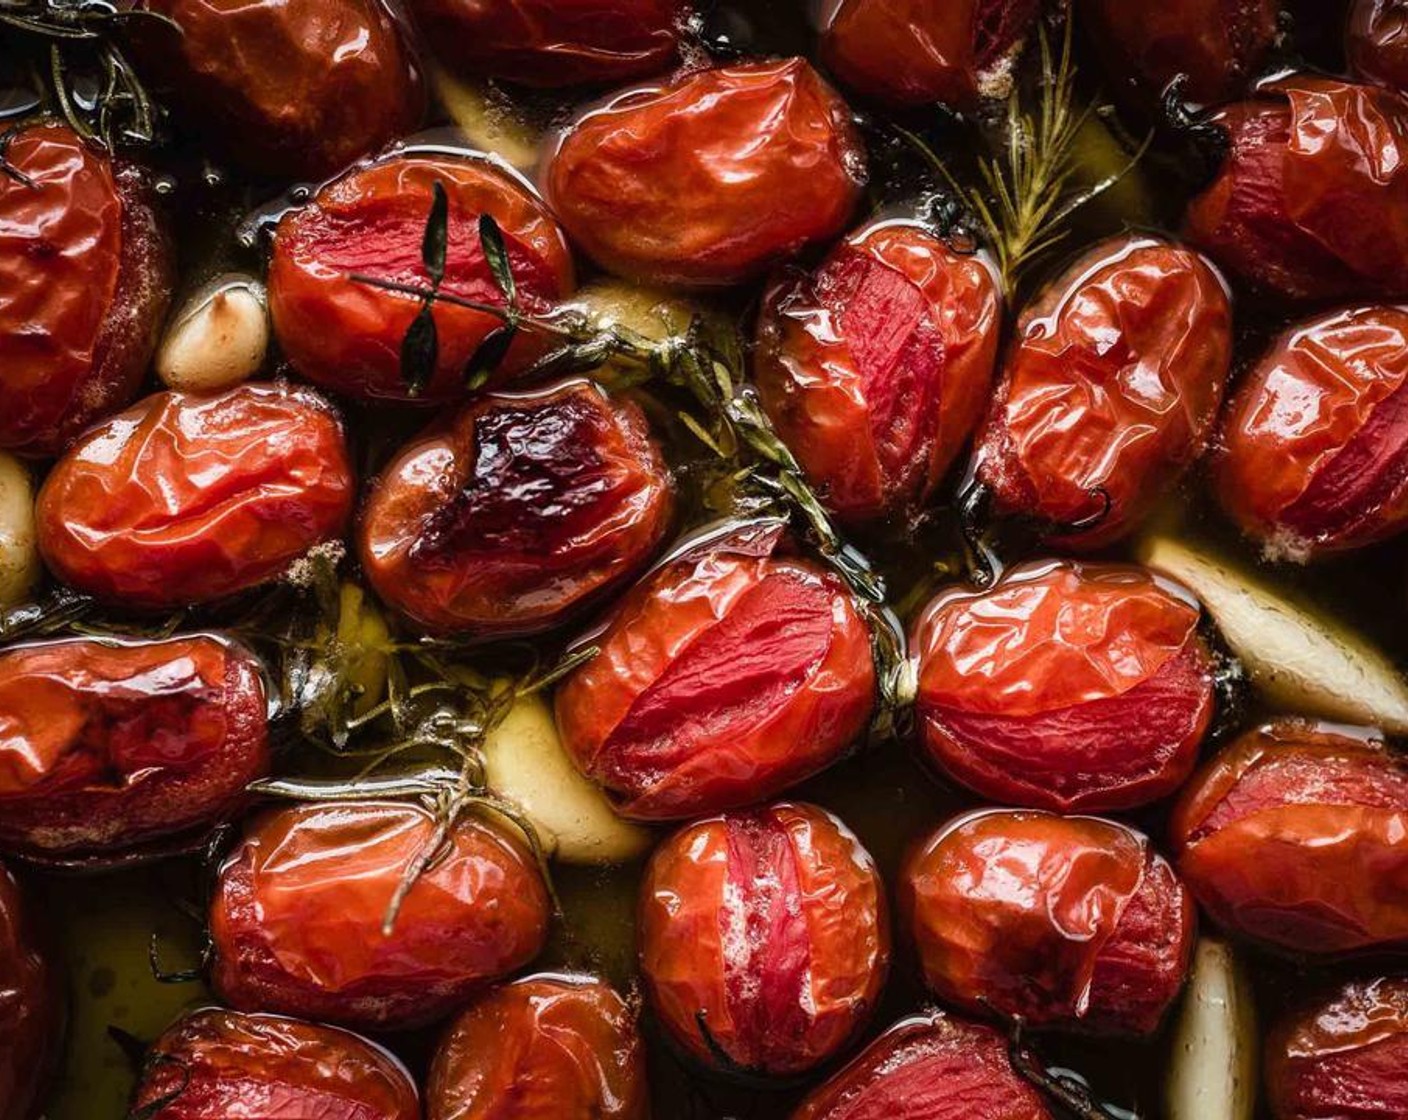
[0,865,60,1120]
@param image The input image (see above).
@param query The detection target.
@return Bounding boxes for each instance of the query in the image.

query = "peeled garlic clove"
[157,275,268,392]
[431,64,542,171]
[0,453,39,607]
[1165,938,1258,1120]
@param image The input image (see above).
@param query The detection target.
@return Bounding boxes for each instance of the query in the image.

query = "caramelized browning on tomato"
[1349,0,1408,93]
[0,866,59,1120]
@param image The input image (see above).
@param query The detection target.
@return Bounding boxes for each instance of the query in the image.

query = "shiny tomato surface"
[1349,0,1408,93]
[269,154,575,403]
[971,234,1233,547]
[210,800,551,1031]
[360,379,674,636]
[0,636,268,864]
[755,219,1002,526]
[544,58,866,287]
[0,865,59,1120]
[36,383,355,610]
[639,802,889,1077]
[0,122,172,458]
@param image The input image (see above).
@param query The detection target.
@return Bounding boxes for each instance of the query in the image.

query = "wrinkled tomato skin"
[972,234,1233,547]
[0,122,172,458]
[790,1010,1054,1120]
[130,1008,420,1120]
[912,560,1215,814]
[360,379,674,637]
[36,383,355,610]
[427,973,648,1120]
[554,524,877,821]
[269,155,575,403]
[1348,0,1408,93]
[639,802,889,1078]
[1215,304,1408,558]
[0,865,60,1120]
[0,635,269,864]
[901,809,1196,1037]
[210,800,551,1032]
[544,59,866,288]
[1170,719,1408,957]
[755,220,1002,526]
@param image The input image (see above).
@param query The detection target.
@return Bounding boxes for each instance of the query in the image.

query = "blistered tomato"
[1215,304,1408,559]
[359,379,674,636]
[269,154,575,403]
[36,383,354,610]
[902,809,1196,1037]
[554,524,876,821]
[754,219,1002,526]
[0,864,60,1120]
[1170,719,1408,957]
[639,802,889,1078]
[130,1008,420,1120]
[971,234,1233,547]
[0,122,172,457]
[427,973,648,1120]
[1348,0,1408,93]
[544,59,866,287]
[0,635,268,865]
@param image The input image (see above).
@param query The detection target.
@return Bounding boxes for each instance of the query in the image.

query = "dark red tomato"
[211,800,551,1031]
[130,1007,420,1120]
[0,122,172,458]
[1184,76,1408,302]
[554,524,877,821]
[1215,304,1408,559]
[359,379,674,636]
[427,973,648,1120]
[791,1010,1053,1120]
[755,219,1002,526]
[36,383,355,610]
[269,154,575,403]
[0,865,60,1120]
[0,635,268,864]
[544,59,866,287]
[972,234,1233,547]
[1170,719,1408,957]
[912,560,1215,814]
[639,802,889,1077]
[1348,0,1408,93]
[901,809,1196,1037]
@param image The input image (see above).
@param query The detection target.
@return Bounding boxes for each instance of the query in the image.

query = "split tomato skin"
[1349,0,1408,93]
[35,383,355,610]
[210,800,551,1031]
[544,58,867,288]
[0,122,173,458]
[269,154,575,403]
[754,219,1002,526]
[639,802,889,1078]
[359,379,674,637]
[0,865,60,1120]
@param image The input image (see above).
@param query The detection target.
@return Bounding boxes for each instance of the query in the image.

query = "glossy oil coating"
[1349,0,1408,93]
[0,865,59,1120]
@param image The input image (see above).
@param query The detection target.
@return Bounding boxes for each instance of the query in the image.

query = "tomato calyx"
[957,478,1115,588]
[994,1011,1132,1120]
[1160,76,1234,190]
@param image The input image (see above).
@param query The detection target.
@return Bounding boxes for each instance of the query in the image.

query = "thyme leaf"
[422,180,449,285]
[400,302,439,397]
[478,211,517,309]
[463,321,516,389]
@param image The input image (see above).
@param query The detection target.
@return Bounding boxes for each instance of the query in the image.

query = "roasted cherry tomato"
[1348,0,1408,93]
[554,524,877,820]
[1170,719,1408,957]
[427,973,648,1120]
[639,802,889,1078]
[754,219,1002,526]
[0,635,268,865]
[902,809,1196,1037]
[359,379,674,637]
[1214,304,1408,559]
[971,234,1233,547]
[0,122,172,458]
[1184,76,1408,302]
[130,1007,420,1120]
[269,154,575,403]
[0,864,60,1120]
[912,560,1215,814]
[544,59,866,287]
[210,800,551,1031]
[36,383,354,610]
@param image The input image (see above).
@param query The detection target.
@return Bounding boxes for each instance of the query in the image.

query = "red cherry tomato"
[36,383,355,610]
[359,379,674,636]
[0,635,268,865]
[1348,0,1408,93]
[544,59,866,287]
[0,122,172,458]
[639,802,889,1078]
[427,973,649,1120]
[754,219,1002,526]
[0,865,60,1120]
[1170,719,1408,957]
[912,560,1215,814]
[269,154,575,403]
[901,809,1196,1037]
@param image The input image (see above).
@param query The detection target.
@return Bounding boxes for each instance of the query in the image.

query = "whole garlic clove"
[0,452,40,608]
[157,275,269,392]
